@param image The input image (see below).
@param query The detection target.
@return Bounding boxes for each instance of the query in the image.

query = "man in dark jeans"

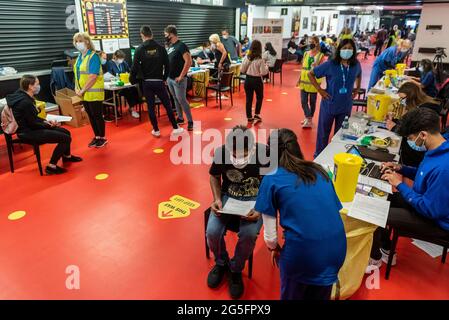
[367,108,449,270]
[374,25,387,57]
[130,25,183,137]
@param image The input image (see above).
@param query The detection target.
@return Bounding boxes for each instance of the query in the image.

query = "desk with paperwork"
[103,82,137,127]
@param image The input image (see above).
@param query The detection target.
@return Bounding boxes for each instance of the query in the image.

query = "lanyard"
[340,63,350,89]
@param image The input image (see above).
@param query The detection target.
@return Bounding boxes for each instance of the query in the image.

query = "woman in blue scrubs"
[308,39,362,157]
[253,128,346,300]
[407,59,438,97]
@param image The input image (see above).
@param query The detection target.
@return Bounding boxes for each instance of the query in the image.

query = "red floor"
[1,55,449,300]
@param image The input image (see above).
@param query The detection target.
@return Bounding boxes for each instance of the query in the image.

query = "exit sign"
[281,8,288,16]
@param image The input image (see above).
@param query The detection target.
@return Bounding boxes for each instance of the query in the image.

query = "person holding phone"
[308,38,362,157]
[253,128,346,300]
[206,125,268,300]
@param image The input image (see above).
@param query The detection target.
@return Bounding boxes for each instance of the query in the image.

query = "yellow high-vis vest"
[299,51,324,93]
[74,51,104,102]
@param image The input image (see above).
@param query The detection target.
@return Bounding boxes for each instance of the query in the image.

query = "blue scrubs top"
[373,46,402,72]
[255,167,347,286]
[75,50,101,80]
[106,60,131,76]
[313,60,362,115]
[420,71,438,97]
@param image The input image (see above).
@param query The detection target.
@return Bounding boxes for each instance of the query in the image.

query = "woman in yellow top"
[338,27,353,44]
[73,32,107,148]
[297,36,325,128]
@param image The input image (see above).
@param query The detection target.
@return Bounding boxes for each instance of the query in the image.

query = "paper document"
[288,47,296,54]
[218,198,256,217]
[412,239,448,258]
[348,194,390,227]
[46,114,72,122]
[358,175,393,194]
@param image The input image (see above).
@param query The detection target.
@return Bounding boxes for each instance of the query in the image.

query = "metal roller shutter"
[0,0,236,72]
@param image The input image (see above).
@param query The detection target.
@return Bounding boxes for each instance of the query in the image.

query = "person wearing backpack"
[5,75,82,175]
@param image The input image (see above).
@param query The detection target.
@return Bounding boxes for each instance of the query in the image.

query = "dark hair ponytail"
[270,129,330,184]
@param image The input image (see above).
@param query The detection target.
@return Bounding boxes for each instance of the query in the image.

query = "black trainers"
[62,155,83,163]
[45,165,67,175]
[253,115,262,125]
[207,264,228,289]
[228,272,244,299]
[95,138,108,148]
[187,122,194,131]
[177,118,185,125]
[88,138,97,148]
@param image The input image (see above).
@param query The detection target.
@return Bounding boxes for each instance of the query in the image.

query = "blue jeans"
[206,195,262,273]
[167,77,193,124]
[300,91,317,118]
[142,80,178,131]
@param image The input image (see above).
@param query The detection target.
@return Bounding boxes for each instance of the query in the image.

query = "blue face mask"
[101,58,107,65]
[407,134,427,152]
[340,49,353,60]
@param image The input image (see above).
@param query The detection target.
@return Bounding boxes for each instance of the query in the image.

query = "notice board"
[252,19,283,59]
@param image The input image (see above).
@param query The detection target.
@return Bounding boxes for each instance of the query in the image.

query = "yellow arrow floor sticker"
[158,195,200,220]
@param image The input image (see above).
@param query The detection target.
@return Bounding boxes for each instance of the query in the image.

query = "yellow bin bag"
[333,153,363,203]
[332,212,377,300]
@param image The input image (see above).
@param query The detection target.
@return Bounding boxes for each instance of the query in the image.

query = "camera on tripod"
[435,47,447,58]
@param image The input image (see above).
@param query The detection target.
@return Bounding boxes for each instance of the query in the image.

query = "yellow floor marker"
[153,148,164,154]
[8,211,26,221]
[282,92,288,95]
[193,130,203,135]
[224,117,232,121]
[266,99,273,102]
[95,173,109,180]
[293,69,301,72]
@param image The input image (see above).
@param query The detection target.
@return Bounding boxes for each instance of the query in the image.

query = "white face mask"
[116,59,124,64]
[230,145,256,169]
[76,42,86,52]
[222,35,229,40]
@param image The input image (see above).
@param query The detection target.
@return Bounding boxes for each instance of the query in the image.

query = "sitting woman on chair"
[5,75,82,175]
[106,50,140,119]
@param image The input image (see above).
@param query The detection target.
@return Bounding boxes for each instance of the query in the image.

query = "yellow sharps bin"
[367,93,394,121]
[119,73,130,83]
[333,153,363,202]
[396,63,406,76]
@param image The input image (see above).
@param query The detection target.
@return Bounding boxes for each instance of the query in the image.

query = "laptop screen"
[347,145,363,158]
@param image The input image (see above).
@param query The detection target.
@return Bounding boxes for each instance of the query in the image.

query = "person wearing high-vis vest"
[73,32,107,148]
[297,36,325,128]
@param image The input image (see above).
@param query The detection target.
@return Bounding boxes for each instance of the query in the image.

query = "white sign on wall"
[252,19,284,59]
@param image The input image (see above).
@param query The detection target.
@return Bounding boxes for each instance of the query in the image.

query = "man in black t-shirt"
[164,25,194,131]
[207,125,268,299]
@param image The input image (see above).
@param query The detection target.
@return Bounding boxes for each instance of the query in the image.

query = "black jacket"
[130,39,169,83]
[6,90,49,134]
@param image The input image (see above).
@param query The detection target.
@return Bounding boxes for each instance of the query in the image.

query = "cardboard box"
[54,88,89,128]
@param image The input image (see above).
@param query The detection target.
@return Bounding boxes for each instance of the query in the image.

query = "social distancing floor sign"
[158,195,200,220]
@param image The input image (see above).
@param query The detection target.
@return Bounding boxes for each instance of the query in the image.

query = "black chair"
[385,226,449,280]
[235,74,246,93]
[269,59,284,85]
[204,208,253,279]
[3,132,43,176]
[352,88,368,112]
[205,71,234,110]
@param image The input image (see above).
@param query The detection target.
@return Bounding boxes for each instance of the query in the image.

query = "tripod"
[433,47,447,84]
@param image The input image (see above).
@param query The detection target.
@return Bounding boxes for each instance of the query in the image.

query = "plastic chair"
[3,132,43,176]
[269,59,284,85]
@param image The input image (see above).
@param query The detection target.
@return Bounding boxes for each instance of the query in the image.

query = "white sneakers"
[151,130,161,137]
[301,118,312,128]
[131,110,140,119]
[365,249,397,274]
[172,127,184,135]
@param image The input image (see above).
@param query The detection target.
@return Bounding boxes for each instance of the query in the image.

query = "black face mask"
[165,35,171,44]
[310,43,316,50]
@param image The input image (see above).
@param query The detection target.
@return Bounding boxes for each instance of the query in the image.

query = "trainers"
[207,264,228,289]
[62,155,83,163]
[88,138,98,148]
[187,122,194,131]
[381,248,397,266]
[172,127,184,135]
[302,118,312,128]
[177,118,185,125]
[104,116,114,123]
[228,272,244,299]
[131,110,140,119]
[365,258,382,274]
[253,115,262,125]
[95,138,108,148]
[45,165,67,175]
[152,130,161,137]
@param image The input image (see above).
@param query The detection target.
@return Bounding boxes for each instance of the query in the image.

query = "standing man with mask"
[221,28,241,61]
[130,25,183,137]
[164,25,194,131]
[368,39,412,90]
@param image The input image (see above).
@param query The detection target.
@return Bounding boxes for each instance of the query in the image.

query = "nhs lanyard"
[340,64,350,94]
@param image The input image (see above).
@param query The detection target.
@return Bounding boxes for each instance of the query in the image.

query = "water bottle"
[341,116,350,138]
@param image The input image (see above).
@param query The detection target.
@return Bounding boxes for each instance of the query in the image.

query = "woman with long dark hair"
[407,59,438,97]
[253,128,346,300]
[241,40,269,125]
[262,42,277,69]
[308,38,362,157]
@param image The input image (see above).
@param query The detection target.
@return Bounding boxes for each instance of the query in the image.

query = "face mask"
[407,133,427,152]
[205,49,211,53]
[165,35,171,44]
[310,43,316,50]
[418,66,424,72]
[101,58,107,65]
[116,59,124,64]
[400,98,407,107]
[400,48,409,53]
[211,43,217,50]
[33,85,41,95]
[340,49,353,60]
[229,145,256,169]
[223,35,229,40]
[76,42,86,52]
